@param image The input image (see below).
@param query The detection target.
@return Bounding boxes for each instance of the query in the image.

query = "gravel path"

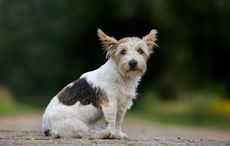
[0,113,229,146]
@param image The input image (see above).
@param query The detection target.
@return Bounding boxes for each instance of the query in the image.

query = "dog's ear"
[97,29,118,58]
[143,29,158,53]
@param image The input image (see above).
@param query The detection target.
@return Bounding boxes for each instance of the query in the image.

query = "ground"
[0,113,229,146]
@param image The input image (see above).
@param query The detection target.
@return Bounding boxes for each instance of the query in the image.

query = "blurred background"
[0,0,230,129]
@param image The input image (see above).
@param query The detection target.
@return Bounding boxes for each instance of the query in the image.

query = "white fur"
[42,29,157,139]
[42,59,140,139]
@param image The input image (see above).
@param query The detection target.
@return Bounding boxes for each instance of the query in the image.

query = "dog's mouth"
[127,67,144,74]
[129,66,137,71]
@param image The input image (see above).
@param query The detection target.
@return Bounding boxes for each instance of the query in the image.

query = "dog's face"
[98,29,157,78]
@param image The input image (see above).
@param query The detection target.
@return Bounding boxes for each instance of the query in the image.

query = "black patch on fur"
[44,129,51,136]
[58,78,107,107]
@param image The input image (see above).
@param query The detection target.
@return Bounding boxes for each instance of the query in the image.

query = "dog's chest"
[121,84,136,104]
[107,79,136,107]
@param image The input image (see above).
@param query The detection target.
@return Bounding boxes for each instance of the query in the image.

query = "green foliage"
[131,88,230,129]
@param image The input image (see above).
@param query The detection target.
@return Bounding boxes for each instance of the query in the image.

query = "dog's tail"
[44,129,51,136]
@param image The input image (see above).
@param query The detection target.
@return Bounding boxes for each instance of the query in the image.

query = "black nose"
[129,60,138,69]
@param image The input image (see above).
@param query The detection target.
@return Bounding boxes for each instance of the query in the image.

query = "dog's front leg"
[102,100,118,138]
[116,106,128,139]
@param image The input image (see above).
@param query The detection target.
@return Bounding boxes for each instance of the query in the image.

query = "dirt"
[0,113,230,146]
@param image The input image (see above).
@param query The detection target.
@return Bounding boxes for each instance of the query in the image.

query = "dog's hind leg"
[50,118,88,138]
[51,118,110,139]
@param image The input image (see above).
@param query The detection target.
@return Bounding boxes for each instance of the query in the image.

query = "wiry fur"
[42,29,157,139]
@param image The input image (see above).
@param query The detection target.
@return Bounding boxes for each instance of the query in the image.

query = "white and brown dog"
[42,29,157,139]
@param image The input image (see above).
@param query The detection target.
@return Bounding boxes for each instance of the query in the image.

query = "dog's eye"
[120,49,126,55]
[137,48,144,54]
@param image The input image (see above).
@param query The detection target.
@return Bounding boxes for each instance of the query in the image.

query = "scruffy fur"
[42,29,157,139]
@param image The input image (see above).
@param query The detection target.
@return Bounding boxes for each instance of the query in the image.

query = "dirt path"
[0,113,229,146]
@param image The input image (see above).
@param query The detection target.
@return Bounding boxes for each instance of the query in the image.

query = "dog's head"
[98,29,157,78]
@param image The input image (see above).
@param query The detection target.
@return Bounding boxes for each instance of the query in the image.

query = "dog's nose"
[129,60,138,69]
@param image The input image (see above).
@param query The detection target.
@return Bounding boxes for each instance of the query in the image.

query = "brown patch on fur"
[98,29,157,58]
[143,30,158,53]
[142,51,150,61]
[58,86,67,97]
[100,97,109,107]
[58,78,109,108]
[97,29,118,58]
[96,89,109,107]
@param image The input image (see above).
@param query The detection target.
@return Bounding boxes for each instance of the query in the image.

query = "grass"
[0,101,39,116]
[127,89,230,130]
[0,87,39,116]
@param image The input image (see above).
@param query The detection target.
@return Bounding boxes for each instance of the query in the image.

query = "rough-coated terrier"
[42,29,157,139]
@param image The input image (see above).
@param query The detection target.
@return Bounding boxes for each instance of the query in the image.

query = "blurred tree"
[0,0,229,105]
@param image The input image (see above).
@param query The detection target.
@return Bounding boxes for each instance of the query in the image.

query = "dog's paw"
[118,131,128,139]
[109,131,128,139]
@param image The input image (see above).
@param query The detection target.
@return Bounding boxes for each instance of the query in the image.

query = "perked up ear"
[142,29,158,53]
[97,29,118,58]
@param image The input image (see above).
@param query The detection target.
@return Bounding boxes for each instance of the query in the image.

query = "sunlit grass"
[128,89,230,130]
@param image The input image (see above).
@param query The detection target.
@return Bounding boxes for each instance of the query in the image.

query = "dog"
[42,29,157,139]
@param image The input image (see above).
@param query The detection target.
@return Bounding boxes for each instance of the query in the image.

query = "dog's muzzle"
[129,59,138,71]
